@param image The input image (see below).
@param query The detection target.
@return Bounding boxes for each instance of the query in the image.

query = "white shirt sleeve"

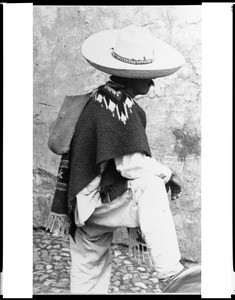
[115,152,172,183]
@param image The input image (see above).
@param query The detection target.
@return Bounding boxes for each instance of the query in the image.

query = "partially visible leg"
[70,189,139,294]
[70,225,113,294]
[132,175,184,279]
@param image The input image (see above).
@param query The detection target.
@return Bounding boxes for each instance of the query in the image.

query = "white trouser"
[70,175,183,294]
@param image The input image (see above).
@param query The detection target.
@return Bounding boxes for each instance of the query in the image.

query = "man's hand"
[166,172,183,201]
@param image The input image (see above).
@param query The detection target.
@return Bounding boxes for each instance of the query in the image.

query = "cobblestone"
[33,229,198,294]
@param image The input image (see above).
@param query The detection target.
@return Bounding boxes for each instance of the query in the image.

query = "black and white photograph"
[33,5,201,295]
[2,3,233,298]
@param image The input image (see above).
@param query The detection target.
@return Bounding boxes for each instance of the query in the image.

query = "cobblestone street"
[33,228,198,295]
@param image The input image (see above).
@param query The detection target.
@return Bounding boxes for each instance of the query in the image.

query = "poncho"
[46,81,152,239]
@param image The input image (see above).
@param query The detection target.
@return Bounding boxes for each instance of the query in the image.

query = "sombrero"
[81,24,185,79]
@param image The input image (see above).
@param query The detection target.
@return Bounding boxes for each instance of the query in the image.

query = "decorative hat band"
[111,48,154,65]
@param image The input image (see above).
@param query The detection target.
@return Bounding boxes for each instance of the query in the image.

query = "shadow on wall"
[172,128,201,162]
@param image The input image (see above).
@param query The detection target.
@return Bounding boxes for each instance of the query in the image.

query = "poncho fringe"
[46,213,71,236]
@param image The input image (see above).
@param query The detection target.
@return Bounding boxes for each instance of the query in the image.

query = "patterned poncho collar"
[46,80,151,238]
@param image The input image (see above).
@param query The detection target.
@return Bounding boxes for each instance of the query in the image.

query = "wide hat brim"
[81,29,185,79]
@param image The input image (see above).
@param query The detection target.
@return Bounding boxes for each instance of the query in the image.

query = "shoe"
[157,267,189,292]
[161,265,201,294]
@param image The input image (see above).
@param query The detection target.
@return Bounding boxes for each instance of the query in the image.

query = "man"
[47,24,188,293]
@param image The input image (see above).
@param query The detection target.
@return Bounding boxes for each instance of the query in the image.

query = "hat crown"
[113,25,154,61]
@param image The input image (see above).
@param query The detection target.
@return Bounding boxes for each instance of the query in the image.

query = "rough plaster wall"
[33,6,201,262]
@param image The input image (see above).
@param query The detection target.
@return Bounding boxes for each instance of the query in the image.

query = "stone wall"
[33,6,201,262]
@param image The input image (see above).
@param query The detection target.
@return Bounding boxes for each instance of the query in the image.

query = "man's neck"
[124,86,138,98]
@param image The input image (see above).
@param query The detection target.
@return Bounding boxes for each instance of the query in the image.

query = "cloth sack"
[48,93,91,155]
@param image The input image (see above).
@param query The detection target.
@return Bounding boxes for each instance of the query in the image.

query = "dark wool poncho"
[47,81,151,239]
[68,83,151,202]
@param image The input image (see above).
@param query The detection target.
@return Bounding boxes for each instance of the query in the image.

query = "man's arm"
[115,152,172,182]
[115,152,183,200]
